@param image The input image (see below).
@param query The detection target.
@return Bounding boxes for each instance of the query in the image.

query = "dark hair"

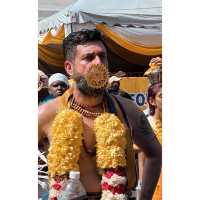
[63,29,104,61]
[147,83,162,115]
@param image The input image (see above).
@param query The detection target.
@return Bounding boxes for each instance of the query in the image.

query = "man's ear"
[64,60,73,76]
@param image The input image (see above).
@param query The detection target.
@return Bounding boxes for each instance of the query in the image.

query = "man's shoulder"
[111,94,145,126]
[113,94,154,140]
[119,90,132,100]
[39,97,61,119]
[112,94,138,112]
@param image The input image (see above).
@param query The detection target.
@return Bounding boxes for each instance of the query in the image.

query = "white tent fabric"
[38,0,78,21]
[110,26,161,47]
[39,0,162,33]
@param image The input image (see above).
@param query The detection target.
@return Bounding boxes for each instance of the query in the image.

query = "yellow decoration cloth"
[148,117,162,200]
[96,23,162,56]
[38,23,161,69]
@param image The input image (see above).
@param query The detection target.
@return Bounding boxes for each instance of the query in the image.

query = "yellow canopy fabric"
[120,77,149,111]
[38,24,65,68]
[120,77,149,93]
[38,23,161,70]
[38,44,64,67]
[96,23,161,56]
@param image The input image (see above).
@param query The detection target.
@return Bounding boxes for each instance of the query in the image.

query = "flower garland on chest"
[48,105,128,199]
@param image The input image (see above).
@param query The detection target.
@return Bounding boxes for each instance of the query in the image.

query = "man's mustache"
[72,64,109,97]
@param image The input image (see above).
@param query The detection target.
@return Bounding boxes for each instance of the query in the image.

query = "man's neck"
[73,86,104,108]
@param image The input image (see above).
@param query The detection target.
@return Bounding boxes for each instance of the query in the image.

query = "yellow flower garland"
[94,113,127,169]
[48,109,83,177]
[48,110,127,176]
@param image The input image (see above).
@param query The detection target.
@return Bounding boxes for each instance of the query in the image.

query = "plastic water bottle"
[136,180,142,200]
[58,171,87,200]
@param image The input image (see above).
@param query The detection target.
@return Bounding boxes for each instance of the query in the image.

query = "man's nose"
[57,85,62,89]
[93,55,102,65]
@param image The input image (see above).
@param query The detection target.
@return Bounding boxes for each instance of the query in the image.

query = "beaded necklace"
[70,96,105,119]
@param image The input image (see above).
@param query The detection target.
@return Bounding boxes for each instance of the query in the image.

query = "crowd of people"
[38,29,162,200]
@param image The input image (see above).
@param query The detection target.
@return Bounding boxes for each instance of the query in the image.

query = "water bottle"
[136,180,142,200]
[58,171,87,200]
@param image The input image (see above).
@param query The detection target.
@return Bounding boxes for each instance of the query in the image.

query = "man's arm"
[38,104,47,143]
[38,98,60,143]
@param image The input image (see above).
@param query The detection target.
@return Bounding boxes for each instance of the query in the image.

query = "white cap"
[69,171,80,179]
[108,76,122,84]
[48,73,68,86]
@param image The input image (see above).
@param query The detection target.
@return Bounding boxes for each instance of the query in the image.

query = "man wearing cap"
[41,73,69,104]
[48,73,69,97]
[108,75,132,100]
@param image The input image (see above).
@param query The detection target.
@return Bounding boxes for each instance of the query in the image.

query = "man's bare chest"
[81,117,96,155]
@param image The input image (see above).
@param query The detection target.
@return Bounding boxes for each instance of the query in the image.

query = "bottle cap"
[69,171,80,179]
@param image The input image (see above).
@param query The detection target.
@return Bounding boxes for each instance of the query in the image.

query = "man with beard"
[38,29,161,200]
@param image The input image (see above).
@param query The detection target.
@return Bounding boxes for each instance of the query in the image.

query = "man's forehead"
[51,80,66,85]
[76,41,106,53]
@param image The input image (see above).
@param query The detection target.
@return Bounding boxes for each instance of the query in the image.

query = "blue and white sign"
[130,93,146,107]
